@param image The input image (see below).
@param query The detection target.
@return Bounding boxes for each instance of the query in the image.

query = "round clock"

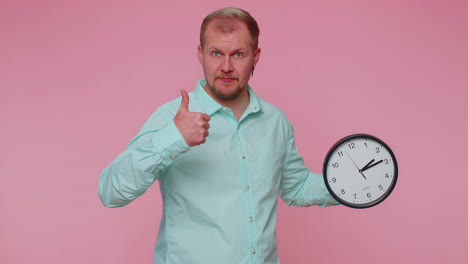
[323,134,398,209]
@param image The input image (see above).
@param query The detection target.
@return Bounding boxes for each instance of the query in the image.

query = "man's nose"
[221,56,233,73]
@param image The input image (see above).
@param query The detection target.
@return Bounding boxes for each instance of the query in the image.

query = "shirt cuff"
[152,120,190,164]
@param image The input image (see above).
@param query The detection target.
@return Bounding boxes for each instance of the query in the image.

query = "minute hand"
[360,160,383,172]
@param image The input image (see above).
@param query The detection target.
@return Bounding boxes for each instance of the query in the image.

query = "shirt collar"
[194,79,261,116]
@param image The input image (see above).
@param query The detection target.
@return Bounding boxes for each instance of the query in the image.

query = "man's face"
[198,19,260,101]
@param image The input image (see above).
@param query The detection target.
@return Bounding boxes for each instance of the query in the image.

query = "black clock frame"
[323,133,398,209]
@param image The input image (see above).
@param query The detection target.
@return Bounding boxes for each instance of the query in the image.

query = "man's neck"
[224,92,250,121]
[204,86,250,121]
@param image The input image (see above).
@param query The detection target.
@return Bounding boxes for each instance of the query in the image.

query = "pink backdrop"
[2,0,467,263]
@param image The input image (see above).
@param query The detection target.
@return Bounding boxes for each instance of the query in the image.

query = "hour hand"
[359,159,375,172]
[361,159,383,172]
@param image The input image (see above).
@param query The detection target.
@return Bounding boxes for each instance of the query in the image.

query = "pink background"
[2,0,467,263]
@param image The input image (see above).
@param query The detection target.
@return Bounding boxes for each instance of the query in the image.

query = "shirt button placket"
[237,122,258,261]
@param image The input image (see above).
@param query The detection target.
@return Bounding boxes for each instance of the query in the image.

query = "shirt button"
[246,185,250,191]
[249,217,254,222]
[251,249,256,254]
[181,148,187,153]
[170,155,175,160]
[241,154,246,159]
[237,125,240,129]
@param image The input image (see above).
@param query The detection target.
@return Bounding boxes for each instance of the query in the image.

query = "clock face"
[323,134,398,208]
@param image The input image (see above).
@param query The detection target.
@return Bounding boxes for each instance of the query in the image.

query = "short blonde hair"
[200,7,260,49]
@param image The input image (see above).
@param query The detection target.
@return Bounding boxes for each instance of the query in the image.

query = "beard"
[207,77,244,100]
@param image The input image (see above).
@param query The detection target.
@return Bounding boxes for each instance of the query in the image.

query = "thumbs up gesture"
[174,89,211,147]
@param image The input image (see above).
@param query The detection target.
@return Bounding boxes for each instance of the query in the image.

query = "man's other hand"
[174,89,211,147]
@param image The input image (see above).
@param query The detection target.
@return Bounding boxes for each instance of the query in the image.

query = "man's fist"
[174,89,211,147]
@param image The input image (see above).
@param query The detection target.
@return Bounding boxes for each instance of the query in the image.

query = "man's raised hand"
[174,89,211,147]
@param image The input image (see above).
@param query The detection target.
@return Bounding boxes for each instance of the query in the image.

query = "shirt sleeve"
[98,107,189,208]
[279,122,340,207]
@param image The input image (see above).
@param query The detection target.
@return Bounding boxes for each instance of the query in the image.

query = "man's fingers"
[179,89,190,112]
[174,90,211,147]
[202,114,210,121]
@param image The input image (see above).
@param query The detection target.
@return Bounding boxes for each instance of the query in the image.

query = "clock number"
[379,184,383,191]
[353,193,357,199]
[376,147,380,153]
[341,189,346,195]
[332,178,337,183]
[367,193,372,198]
[385,173,390,178]
[332,162,339,168]
[364,142,368,148]
[337,151,343,157]
[348,143,355,149]
[384,159,389,164]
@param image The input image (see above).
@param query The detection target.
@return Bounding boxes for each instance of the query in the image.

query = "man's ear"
[253,47,261,66]
[197,45,203,65]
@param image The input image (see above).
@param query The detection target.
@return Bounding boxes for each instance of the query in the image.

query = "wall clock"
[323,134,398,208]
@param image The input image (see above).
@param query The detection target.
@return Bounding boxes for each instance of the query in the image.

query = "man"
[99,7,339,264]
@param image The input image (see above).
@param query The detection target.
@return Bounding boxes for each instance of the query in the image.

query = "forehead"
[208,17,243,33]
[204,18,252,48]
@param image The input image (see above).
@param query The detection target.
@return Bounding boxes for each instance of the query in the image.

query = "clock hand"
[361,159,383,172]
[345,151,367,179]
[360,159,375,172]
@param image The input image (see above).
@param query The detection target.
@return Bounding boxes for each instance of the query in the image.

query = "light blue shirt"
[99,79,339,264]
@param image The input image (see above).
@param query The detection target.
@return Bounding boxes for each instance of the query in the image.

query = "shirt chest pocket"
[248,144,284,184]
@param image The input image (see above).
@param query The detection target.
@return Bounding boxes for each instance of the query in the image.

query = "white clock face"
[324,135,397,208]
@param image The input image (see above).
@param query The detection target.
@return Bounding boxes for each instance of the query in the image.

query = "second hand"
[345,151,367,180]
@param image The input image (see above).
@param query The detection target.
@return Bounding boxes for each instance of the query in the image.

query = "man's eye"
[234,53,243,58]
[213,51,221,56]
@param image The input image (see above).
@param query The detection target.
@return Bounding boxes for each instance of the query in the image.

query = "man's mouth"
[217,77,237,82]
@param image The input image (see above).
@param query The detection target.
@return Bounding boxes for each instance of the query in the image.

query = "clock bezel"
[323,134,398,209]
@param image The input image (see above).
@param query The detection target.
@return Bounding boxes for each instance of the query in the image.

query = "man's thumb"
[179,89,190,111]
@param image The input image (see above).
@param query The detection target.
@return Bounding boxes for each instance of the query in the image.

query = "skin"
[174,89,211,147]
[198,18,261,120]
[174,18,261,146]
